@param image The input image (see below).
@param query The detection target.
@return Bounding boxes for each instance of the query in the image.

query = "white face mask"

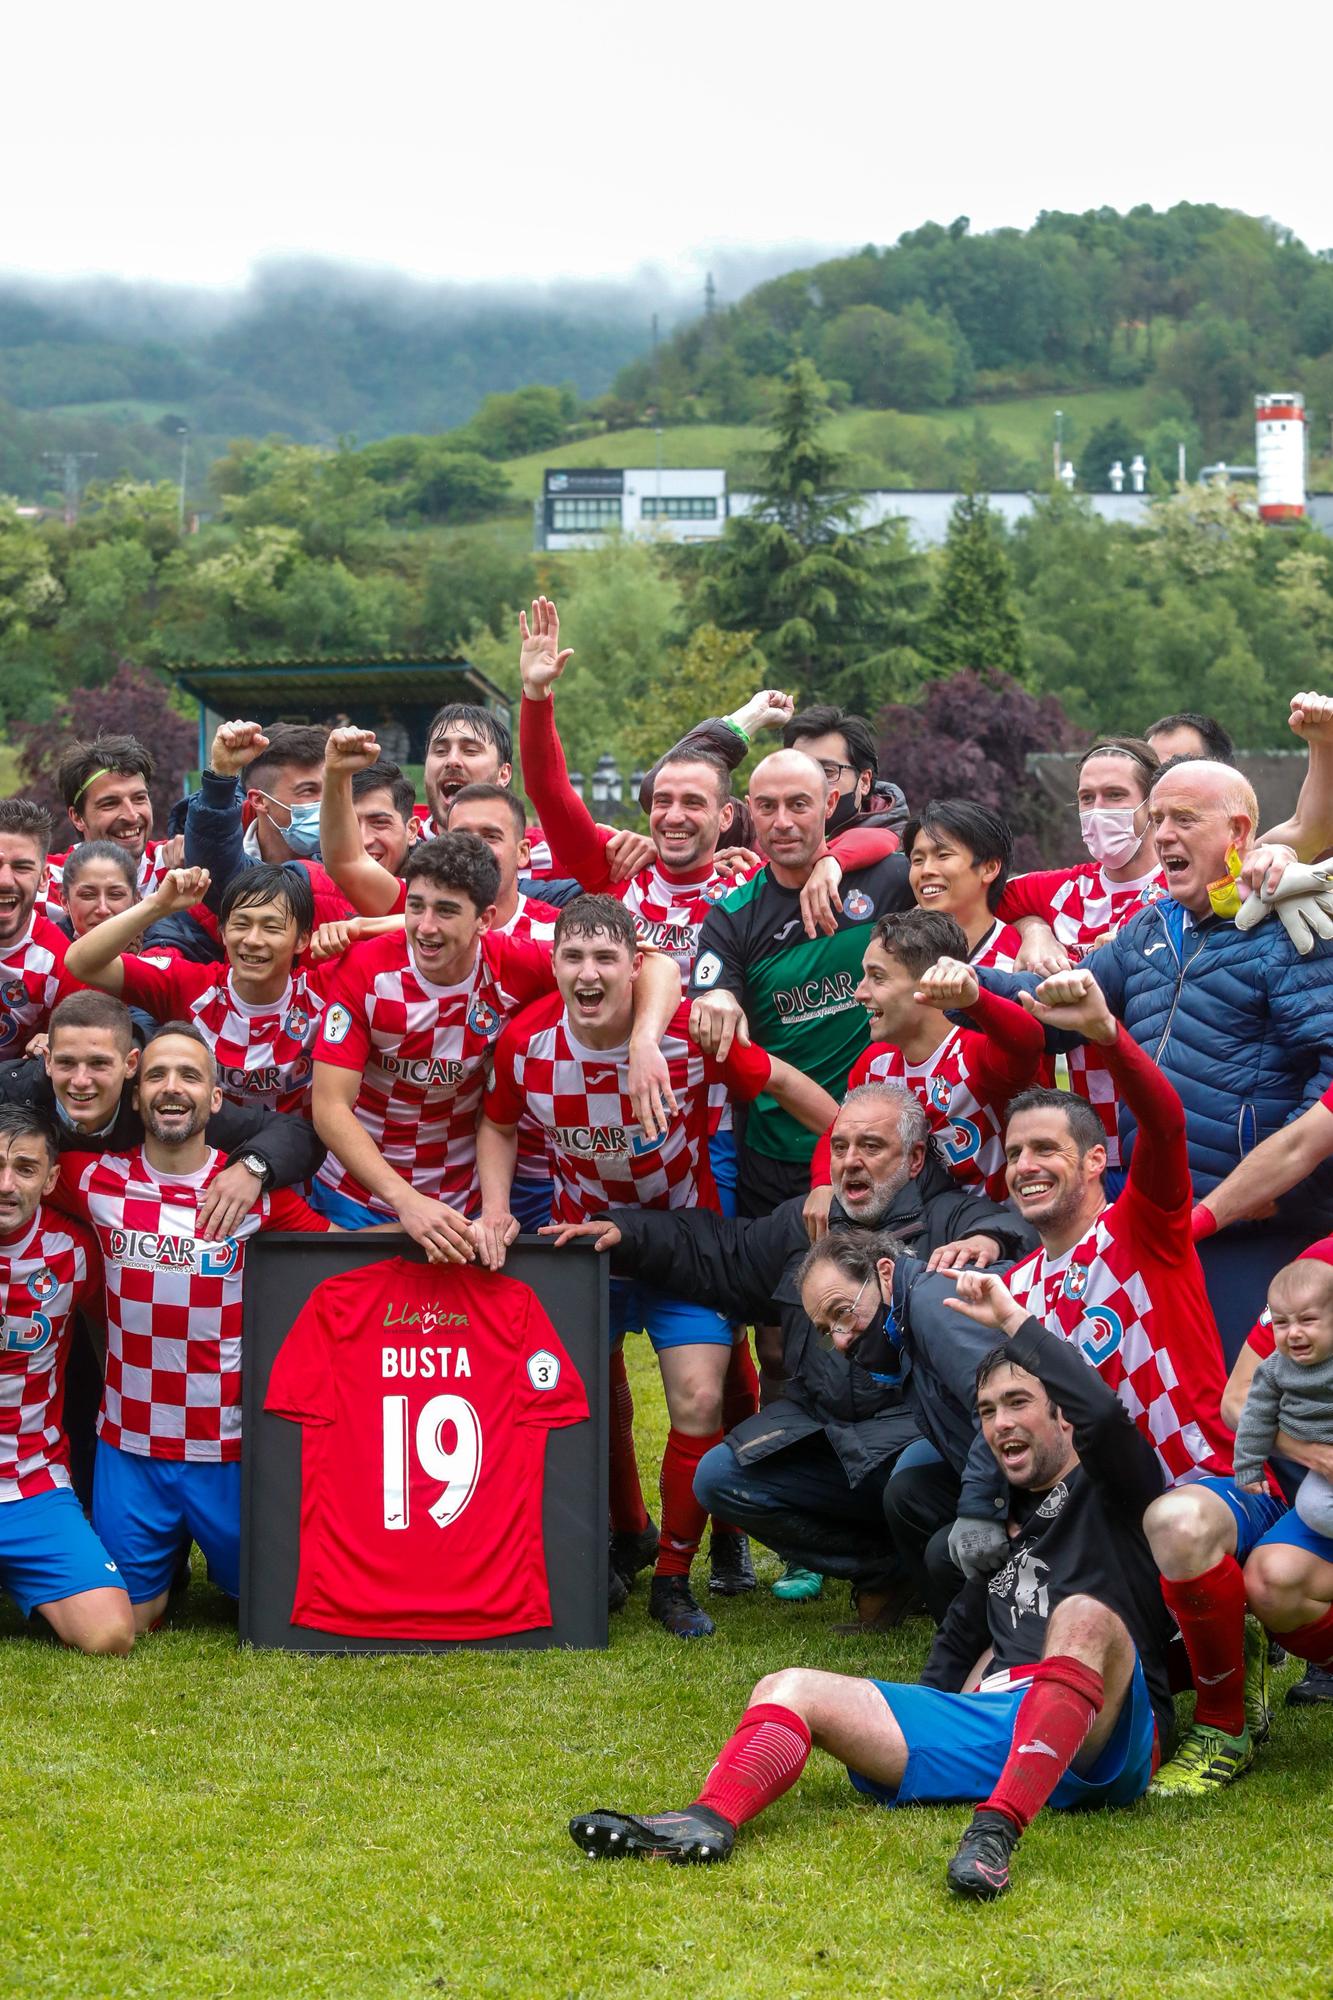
[1079,806,1147,870]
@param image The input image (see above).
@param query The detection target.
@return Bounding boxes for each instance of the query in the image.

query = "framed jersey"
[239,1233,608,1652]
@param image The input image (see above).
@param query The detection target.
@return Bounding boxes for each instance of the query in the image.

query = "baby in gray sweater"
[1235,1259,1333,1539]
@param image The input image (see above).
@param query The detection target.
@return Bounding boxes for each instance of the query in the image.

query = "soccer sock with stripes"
[607,1346,649,1537]
[693,1703,812,1828]
[655,1427,723,1576]
[1273,1602,1333,1669]
[984,1657,1105,1833]
[1161,1555,1247,1733]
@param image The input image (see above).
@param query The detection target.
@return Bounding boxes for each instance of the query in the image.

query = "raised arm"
[517,597,614,892]
[65,866,212,997]
[186,719,270,910]
[1260,692,1333,860]
[318,726,404,918]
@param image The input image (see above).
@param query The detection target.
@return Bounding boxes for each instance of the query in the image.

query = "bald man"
[975,757,1333,1360]
[688,751,915,1319]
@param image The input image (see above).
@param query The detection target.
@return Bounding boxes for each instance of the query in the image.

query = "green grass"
[499,390,1153,502]
[3,1340,1330,1999]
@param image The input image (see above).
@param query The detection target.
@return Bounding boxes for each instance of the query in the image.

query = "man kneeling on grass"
[571,1255,1174,1901]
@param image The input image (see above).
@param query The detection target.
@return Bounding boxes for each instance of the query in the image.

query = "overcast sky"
[12,0,1333,296]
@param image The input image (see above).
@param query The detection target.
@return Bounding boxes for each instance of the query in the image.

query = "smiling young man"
[568,1244,1172,1901]
[477,893,837,1638]
[904,801,1020,969]
[0,798,71,1057]
[806,911,1044,1220]
[59,1025,330,1629]
[311,834,682,1264]
[41,736,178,923]
[65,863,334,1116]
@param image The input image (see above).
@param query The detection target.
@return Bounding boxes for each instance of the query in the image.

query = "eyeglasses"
[817,759,857,783]
[812,1273,873,1346]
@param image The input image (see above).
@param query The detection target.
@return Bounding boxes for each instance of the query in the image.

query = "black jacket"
[0,1058,325,1188]
[636,717,909,852]
[609,1155,1033,1489]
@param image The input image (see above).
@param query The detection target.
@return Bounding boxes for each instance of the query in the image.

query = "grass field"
[498,390,1152,503]
[3,1340,1330,2000]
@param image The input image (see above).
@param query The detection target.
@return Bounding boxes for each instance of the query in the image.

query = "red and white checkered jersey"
[0,1206,101,1500]
[1005,1189,1233,1487]
[0,913,69,1057]
[1000,862,1168,1163]
[970,919,1022,973]
[849,1030,1012,1201]
[117,952,334,1115]
[495,892,560,949]
[61,1148,327,1462]
[616,863,733,978]
[314,929,555,1214]
[43,839,173,923]
[486,995,772,1223]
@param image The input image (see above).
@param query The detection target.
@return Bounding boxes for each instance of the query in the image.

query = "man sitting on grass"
[569,1253,1173,1902]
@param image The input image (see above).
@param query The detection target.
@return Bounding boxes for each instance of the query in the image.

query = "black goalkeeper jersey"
[689,852,913,1164]
[921,1315,1177,1749]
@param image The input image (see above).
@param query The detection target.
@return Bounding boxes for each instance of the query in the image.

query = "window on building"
[549,498,622,531]
[640,496,719,520]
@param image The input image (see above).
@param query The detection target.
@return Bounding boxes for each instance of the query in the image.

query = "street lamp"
[591,753,624,811]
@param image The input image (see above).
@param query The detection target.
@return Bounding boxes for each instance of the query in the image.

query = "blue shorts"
[1253,1507,1333,1567]
[848,1655,1156,1811]
[308,1181,386,1229]
[93,1445,240,1603]
[0,1488,124,1618]
[709,1130,738,1219]
[1195,1476,1288,1561]
[610,1278,733,1352]
[511,1176,554,1232]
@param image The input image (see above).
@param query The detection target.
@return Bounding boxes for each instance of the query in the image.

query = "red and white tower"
[1255,393,1306,522]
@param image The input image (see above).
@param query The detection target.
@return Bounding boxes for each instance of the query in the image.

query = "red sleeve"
[997,868,1073,924]
[1105,1026,1193,1226]
[265,1289,335,1424]
[518,696,614,891]
[119,950,208,1020]
[312,955,373,1072]
[712,1036,773,1103]
[1246,1311,1277,1362]
[513,1285,589,1431]
[828,824,899,869]
[260,1187,333,1234]
[488,929,557,1002]
[962,986,1046,1099]
[809,1044,875,1187]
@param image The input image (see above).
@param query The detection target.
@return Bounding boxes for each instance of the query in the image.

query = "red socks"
[607,1347,649,1537]
[655,1427,723,1576]
[721,1337,760,1432]
[1276,1603,1333,1669]
[694,1702,812,1827]
[985,1657,1105,1833]
[1160,1555,1247,1733]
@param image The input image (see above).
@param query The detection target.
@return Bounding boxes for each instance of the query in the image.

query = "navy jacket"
[977,897,1333,1228]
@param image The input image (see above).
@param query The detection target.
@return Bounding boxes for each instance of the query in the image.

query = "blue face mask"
[255,788,322,858]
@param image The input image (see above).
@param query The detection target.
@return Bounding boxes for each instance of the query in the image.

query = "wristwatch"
[237,1153,272,1187]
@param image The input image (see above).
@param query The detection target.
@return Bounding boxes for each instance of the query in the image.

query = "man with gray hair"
[544,1079,1032,1631]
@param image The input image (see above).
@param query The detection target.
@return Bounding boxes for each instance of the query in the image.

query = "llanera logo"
[383,1301,469,1332]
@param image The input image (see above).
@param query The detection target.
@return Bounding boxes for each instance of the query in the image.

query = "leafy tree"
[694,358,926,710]
[819,302,968,409]
[1078,419,1142,491]
[618,624,767,778]
[921,492,1028,684]
[14,662,196,820]
[875,668,1077,868]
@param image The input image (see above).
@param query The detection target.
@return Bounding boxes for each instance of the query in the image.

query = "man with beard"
[542,1079,1030,1630]
[58,1024,330,1630]
[0,798,72,1057]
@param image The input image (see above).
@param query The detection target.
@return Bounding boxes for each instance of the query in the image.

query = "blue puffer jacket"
[977,898,1333,1228]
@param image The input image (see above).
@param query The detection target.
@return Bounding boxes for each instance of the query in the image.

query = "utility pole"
[178,426,190,532]
[704,271,717,318]
[42,450,98,525]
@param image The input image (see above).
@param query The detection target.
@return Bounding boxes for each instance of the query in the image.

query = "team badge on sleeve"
[694,951,723,989]
[843,889,874,922]
[526,1349,561,1391]
[322,1004,353,1045]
